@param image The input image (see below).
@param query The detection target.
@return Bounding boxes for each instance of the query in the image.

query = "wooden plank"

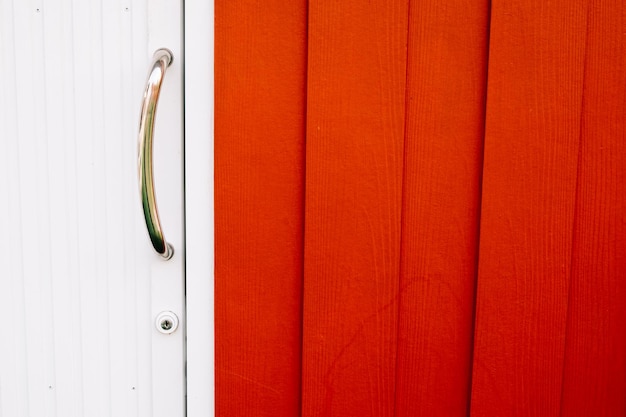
[301,1,408,416]
[214,1,307,416]
[469,1,589,416]
[394,1,490,416]
[560,0,626,415]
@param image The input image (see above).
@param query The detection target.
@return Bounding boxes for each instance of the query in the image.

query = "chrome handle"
[138,48,174,260]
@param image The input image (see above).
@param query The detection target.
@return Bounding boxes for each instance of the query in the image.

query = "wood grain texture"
[301,1,409,416]
[560,0,626,415]
[470,0,589,416]
[215,2,626,416]
[214,1,307,416]
[394,1,490,416]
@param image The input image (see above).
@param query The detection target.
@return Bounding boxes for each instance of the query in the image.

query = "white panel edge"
[184,0,215,415]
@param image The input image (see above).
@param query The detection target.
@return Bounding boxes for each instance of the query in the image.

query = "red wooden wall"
[215,0,626,416]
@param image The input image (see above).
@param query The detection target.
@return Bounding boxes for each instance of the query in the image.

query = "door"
[0,1,185,416]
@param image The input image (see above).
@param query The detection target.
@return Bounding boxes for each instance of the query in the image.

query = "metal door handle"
[138,48,174,260]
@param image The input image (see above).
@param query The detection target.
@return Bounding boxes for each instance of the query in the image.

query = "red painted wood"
[470,1,589,416]
[301,1,409,416]
[394,1,489,416]
[214,1,307,416]
[560,0,626,415]
[215,2,626,415]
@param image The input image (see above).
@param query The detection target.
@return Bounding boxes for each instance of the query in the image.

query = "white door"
[0,1,187,416]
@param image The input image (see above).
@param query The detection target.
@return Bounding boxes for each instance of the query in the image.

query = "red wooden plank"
[560,1,626,415]
[301,1,409,416]
[394,1,490,416]
[214,1,307,416]
[470,1,589,416]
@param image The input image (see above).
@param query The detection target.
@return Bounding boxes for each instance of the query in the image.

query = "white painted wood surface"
[0,1,187,416]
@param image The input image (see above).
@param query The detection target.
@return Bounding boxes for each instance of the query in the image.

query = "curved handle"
[138,48,174,260]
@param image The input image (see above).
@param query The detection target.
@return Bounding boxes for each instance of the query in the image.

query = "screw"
[155,311,178,334]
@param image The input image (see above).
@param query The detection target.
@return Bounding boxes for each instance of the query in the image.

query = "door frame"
[184,0,215,415]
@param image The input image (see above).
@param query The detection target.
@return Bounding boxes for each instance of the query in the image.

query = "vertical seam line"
[466,1,493,416]
[559,1,592,415]
[392,1,413,416]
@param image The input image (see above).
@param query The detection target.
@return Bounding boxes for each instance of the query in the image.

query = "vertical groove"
[89,0,98,409]
[97,1,113,414]
[559,1,591,415]
[10,0,31,414]
[392,0,413,416]
[39,3,59,414]
[0,20,6,417]
[129,4,140,414]
[15,0,35,413]
[68,1,86,415]
[180,0,188,413]
[0,3,4,370]
[466,1,493,415]
[299,0,310,415]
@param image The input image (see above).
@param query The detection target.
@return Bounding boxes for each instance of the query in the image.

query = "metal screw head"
[155,311,179,334]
